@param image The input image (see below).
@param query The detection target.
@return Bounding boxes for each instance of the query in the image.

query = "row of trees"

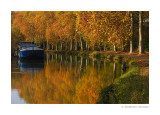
[11,11,149,54]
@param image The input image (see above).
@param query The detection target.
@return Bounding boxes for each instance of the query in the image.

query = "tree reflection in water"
[11,53,125,104]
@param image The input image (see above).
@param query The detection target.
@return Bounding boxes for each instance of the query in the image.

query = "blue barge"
[17,42,44,59]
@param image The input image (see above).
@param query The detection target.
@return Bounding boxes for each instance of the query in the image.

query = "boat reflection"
[18,59,44,73]
[12,54,128,104]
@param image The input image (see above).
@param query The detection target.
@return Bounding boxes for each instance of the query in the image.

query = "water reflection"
[18,59,44,73]
[11,89,26,104]
[11,53,125,104]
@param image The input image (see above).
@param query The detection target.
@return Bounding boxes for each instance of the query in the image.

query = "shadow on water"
[17,58,44,73]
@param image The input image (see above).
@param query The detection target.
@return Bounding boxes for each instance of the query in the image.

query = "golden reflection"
[11,57,121,104]
[74,66,113,104]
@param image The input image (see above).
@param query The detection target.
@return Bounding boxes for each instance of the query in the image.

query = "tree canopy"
[11,11,149,52]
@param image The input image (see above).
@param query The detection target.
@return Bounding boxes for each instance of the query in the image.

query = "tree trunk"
[139,11,144,54]
[130,40,133,53]
[121,63,124,75]
[86,41,88,50]
[75,55,78,72]
[121,40,124,51]
[80,38,83,51]
[65,42,68,51]
[52,45,54,50]
[104,43,106,51]
[75,40,77,51]
[70,39,72,51]
[114,44,116,52]
[61,42,63,50]
[130,12,133,53]
[47,40,49,50]
[56,42,58,51]
[70,56,72,70]
[99,42,101,51]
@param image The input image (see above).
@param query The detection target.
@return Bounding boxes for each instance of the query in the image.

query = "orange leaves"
[12,11,133,50]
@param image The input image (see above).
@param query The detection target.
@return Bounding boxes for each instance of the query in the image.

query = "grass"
[128,59,138,66]
[97,66,149,104]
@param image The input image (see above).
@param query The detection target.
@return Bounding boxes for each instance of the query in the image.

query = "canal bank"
[44,50,149,66]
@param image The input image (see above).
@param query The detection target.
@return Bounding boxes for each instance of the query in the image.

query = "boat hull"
[19,50,44,59]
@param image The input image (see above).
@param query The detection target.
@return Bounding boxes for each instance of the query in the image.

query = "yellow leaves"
[12,11,133,49]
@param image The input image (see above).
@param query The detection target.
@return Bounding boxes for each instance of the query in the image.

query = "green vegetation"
[97,66,149,104]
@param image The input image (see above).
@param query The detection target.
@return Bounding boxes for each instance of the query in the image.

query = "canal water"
[11,53,130,104]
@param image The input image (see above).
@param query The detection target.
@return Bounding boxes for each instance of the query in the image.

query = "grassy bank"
[97,66,149,104]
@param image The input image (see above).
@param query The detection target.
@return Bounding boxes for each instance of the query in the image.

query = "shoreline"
[45,50,149,65]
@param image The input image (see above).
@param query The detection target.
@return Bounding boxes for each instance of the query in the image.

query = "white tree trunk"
[80,38,83,51]
[139,11,143,54]
[114,45,116,52]
[130,12,133,53]
[86,41,88,50]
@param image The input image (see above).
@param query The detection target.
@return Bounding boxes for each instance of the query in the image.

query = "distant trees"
[11,11,149,53]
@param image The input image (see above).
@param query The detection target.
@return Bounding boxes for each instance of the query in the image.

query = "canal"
[11,53,148,104]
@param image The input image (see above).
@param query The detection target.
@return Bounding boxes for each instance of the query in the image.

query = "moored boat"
[17,42,44,59]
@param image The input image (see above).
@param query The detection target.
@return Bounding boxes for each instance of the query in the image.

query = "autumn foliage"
[11,11,149,52]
